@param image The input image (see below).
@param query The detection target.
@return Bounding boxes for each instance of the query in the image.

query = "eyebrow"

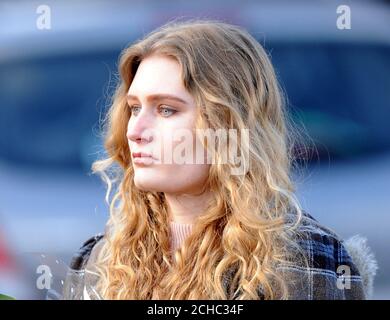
[126,93,189,105]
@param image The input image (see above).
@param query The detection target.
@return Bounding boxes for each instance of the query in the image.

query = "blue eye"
[129,105,141,116]
[159,106,177,117]
[129,104,177,117]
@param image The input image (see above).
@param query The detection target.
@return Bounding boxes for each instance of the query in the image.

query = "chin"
[133,179,179,194]
[134,176,161,192]
[134,180,152,191]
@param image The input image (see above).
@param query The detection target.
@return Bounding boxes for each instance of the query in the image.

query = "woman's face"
[126,54,210,194]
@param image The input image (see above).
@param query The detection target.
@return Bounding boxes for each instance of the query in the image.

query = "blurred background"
[0,0,389,299]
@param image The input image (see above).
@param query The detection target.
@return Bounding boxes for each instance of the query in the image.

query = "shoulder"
[69,233,105,271]
[62,233,105,300]
[293,211,360,273]
[282,210,367,299]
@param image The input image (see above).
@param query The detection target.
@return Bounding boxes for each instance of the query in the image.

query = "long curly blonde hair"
[91,19,308,300]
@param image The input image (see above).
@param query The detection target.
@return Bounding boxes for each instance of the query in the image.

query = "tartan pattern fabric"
[274,211,365,299]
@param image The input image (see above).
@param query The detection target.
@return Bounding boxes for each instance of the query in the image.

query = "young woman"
[62,20,372,300]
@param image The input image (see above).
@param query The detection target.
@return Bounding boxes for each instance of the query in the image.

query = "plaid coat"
[61,211,372,300]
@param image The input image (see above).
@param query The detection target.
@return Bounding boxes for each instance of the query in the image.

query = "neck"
[169,220,194,252]
[164,190,213,224]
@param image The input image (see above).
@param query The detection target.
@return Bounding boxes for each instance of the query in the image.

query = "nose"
[126,108,154,144]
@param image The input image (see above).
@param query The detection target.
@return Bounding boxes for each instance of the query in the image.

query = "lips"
[132,152,154,159]
[131,152,157,165]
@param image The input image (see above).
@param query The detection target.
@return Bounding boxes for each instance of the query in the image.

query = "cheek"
[155,119,197,162]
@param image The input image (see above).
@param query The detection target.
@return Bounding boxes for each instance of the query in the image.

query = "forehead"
[128,54,186,96]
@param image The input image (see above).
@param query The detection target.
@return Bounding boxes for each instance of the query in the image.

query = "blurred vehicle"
[0,0,389,298]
